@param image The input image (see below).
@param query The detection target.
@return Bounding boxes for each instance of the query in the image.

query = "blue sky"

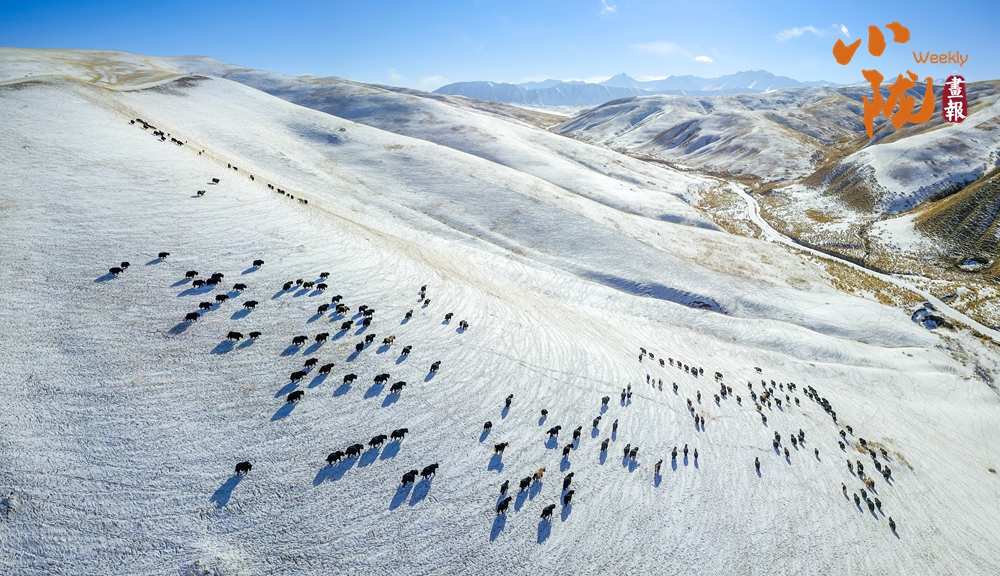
[2,0,997,89]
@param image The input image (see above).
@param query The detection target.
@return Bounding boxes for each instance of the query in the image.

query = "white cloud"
[775,25,824,42]
[839,24,850,37]
[631,41,687,56]
[632,42,712,63]
[599,0,617,15]
[419,75,449,90]
[386,68,405,82]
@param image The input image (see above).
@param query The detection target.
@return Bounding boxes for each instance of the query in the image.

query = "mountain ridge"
[436,70,840,106]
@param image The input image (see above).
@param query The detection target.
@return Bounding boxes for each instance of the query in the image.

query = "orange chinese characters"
[861,70,934,137]
[834,22,932,137]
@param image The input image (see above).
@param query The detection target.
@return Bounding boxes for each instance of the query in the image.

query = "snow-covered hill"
[2,49,1000,575]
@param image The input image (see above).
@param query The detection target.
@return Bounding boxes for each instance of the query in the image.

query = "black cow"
[562,445,572,457]
[206,277,221,286]
[233,283,247,292]
[404,310,413,320]
[243,301,258,310]
[248,331,261,339]
[374,373,390,383]
[369,435,387,448]
[600,438,609,452]
[318,363,335,374]
[158,252,170,259]
[199,302,213,310]
[192,280,205,289]
[359,305,369,313]
[572,426,582,440]
[283,281,293,291]
[326,451,344,465]
[547,426,562,437]
[184,312,200,322]
[355,342,365,353]
[331,295,342,303]
[215,294,229,303]
[226,331,243,341]
[483,421,493,431]
[343,374,357,383]
[320,272,330,279]
[316,283,328,291]
[494,442,508,454]
[290,370,308,382]
[363,308,374,318]
[365,334,377,344]
[108,267,122,276]
[401,345,412,355]
[563,473,574,490]
[292,335,308,346]
[390,428,408,441]
[197,190,206,196]
[430,361,441,372]
[496,496,512,515]
[505,394,513,408]
[541,504,556,520]
[303,358,319,368]
[315,332,329,343]
[252,259,264,267]
[401,469,418,485]
[303,281,314,289]
[361,318,371,327]
[420,463,439,478]
[340,321,353,331]
[519,477,531,491]
[186,270,199,279]
[563,490,574,505]
[345,444,364,458]
[444,313,453,322]
[389,381,407,393]
[235,461,252,475]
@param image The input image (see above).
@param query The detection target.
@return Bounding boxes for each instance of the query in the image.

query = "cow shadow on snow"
[307,374,327,388]
[537,519,552,544]
[334,383,352,397]
[271,402,297,421]
[231,309,251,320]
[168,322,190,335]
[281,345,301,357]
[314,458,356,486]
[275,382,298,398]
[211,340,235,355]
[210,475,243,508]
[490,514,507,541]
[380,441,400,460]
[409,478,432,506]
[390,482,412,510]
[94,273,117,283]
[488,454,504,472]
[365,382,384,399]
[358,447,380,468]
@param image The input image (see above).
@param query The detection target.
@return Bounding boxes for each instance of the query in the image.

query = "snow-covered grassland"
[1,49,999,575]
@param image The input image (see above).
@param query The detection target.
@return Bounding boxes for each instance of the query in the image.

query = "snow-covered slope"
[2,49,1000,575]
[555,88,867,179]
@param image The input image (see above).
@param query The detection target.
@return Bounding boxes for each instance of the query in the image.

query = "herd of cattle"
[102,243,901,539]
[101,122,901,541]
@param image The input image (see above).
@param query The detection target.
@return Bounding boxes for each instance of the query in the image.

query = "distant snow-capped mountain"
[434,71,839,106]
